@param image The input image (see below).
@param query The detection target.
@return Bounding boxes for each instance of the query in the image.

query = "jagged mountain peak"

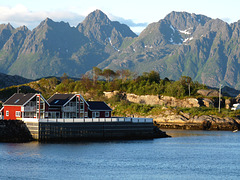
[164,11,211,30]
[77,9,136,49]
[16,25,30,32]
[0,23,15,33]
[36,18,71,30]
[82,9,111,25]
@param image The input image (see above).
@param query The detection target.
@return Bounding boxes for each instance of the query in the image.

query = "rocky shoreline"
[153,113,240,131]
[104,91,240,131]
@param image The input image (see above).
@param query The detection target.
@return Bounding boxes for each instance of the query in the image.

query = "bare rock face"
[125,94,201,108]
[197,89,219,97]
[202,98,214,107]
[103,91,119,99]
[154,112,240,131]
[225,99,232,109]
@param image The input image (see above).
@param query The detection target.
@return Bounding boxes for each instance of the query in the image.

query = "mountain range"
[1,10,240,89]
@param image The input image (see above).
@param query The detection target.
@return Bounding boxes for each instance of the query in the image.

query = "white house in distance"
[231,103,240,111]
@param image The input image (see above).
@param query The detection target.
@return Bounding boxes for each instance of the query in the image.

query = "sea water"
[0,130,239,179]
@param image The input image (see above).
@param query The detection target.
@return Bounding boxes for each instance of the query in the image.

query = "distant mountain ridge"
[0,10,137,79]
[0,73,31,88]
[1,10,240,89]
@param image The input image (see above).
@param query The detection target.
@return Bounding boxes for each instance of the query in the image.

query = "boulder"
[197,89,219,97]
[202,98,214,107]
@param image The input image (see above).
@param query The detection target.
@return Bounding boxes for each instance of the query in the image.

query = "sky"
[1,0,240,34]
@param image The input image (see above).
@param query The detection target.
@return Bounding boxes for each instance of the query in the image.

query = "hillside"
[0,10,137,79]
[1,10,240,89]
[0,73,32,89]
[99,11,240,89]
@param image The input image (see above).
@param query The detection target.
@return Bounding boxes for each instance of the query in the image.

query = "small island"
[0,70,240,142]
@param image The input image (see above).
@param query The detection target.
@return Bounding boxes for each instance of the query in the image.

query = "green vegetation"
[0,69,206,100]
[176,107,240,118]
[53,70,207,99]
[1,69,238,118]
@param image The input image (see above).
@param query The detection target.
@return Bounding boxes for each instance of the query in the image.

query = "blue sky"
[1,0,240,33]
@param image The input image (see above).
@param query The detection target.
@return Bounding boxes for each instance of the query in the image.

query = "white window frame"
[16,111,21,117]
[6,111,9,116]
[105,111,109,117]
[92,112,100,118]
[96,112,100,117]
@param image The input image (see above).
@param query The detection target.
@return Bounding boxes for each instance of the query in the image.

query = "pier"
[22,117,167,141]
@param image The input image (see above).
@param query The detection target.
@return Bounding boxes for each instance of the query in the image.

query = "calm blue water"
[0,130,240,180]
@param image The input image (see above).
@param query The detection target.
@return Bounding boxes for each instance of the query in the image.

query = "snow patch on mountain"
[108,37,120,52]
[170,25,175,33]
[183,37,193,43]
[179,27,192,35]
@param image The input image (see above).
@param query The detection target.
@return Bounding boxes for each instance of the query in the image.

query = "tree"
[141,71,160,83]
[116,69,131,82]
[61,73,69,83]
[179,76,192,96]
[93,67,102,84]
[102,69,116,83]
[81,74,92,91]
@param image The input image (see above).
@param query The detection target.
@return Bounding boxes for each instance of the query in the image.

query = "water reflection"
[164,129,234,137]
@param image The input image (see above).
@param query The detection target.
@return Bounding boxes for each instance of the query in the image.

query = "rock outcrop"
[104,91,201,108]
[197,89,219,97]
[152,110,240,131]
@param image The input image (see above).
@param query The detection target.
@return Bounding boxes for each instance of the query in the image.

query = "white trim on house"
[6,111,9,116]
[63,94,89,107]
[2,93,17,106]
[23,94,50,107]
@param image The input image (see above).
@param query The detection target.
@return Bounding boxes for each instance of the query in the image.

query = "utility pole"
[218,84,222,113]
[188,83,191,96]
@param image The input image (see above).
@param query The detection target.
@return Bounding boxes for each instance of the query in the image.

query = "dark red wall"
[88,110,111,118]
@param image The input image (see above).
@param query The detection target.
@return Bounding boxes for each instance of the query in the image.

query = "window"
[96,112,100,117]
[85,112,88,117]
[105,112,109,117]
[6,111,9,116]
[80,103,84,110]
[16,111,21,117]
[92,112,100,118]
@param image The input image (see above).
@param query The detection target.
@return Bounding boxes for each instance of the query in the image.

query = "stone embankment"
[0,120,33,142]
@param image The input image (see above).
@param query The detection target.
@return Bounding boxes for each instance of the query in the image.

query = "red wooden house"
[86,101,112,118]
[47,93,112,118]
[1,93,49,120]
[1,93,112,120]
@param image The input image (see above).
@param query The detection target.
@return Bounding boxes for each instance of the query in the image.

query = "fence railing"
[21,117,153,123]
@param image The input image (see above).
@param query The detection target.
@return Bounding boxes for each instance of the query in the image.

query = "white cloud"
[0,4,147,34]
[108,13,148,27]
[0,4,85,29]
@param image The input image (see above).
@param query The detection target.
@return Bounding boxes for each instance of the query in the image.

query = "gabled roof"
[4,93,35,106]
[47,94,76,106]
[3,93,49,106]
[87,101,112,111]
